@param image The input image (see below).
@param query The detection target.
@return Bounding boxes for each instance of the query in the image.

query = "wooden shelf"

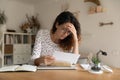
[84,0,101,5]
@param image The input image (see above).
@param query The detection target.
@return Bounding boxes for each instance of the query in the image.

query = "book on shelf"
[0,64,37,72]
[4,56,13,65]
[5,34,14,44]
[23,35,28,43]
[16,35,22,43]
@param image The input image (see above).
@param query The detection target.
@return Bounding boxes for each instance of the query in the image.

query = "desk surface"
[0,66,120,80]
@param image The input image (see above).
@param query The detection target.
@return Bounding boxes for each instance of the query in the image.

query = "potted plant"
[91,56,101,71]
[20,14,40,34]
[0,10,7,32]
[26,14,40,34]
[91,50,107,71]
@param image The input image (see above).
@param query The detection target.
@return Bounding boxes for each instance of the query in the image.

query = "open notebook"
[37,51,80,70]
[0,64,37,72]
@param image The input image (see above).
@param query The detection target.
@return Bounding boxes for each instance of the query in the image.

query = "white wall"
[34,0,62,29]
[34,0,120,68]
[0,0,34,32]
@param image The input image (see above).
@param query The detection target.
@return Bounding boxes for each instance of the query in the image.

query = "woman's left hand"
[66,23,79,54]
[67,23,78,41]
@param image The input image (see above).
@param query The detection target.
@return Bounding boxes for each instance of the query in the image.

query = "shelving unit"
[0,32,32,67]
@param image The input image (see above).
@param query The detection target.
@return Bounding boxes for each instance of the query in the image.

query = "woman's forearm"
[72,40,79,54]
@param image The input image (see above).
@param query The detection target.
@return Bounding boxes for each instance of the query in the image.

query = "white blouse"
[31,29,63,61]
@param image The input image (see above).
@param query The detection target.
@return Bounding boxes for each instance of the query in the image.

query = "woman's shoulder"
[37,29,50,35]
[38,29,49,33]
[36,29,50,40]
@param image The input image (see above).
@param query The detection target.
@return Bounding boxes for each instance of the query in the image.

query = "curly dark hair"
[51,11,81,51]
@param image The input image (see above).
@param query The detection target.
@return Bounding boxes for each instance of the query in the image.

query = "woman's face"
[55,22,72,40]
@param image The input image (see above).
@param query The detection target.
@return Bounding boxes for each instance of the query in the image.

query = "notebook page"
[15,65,37,72]
[0,65,19,72]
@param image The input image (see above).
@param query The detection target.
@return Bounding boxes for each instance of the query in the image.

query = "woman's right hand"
[34,55,55,66]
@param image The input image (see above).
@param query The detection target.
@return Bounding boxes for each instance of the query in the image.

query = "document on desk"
[53,51,80,65]
[37,51,80,70]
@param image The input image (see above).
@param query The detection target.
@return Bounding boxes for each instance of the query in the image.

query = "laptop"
[37,65,77,70]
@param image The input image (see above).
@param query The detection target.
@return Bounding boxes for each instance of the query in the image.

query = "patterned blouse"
[31,29,63,61]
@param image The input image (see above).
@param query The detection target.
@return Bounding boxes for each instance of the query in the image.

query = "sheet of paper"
[80,64,90,70]
[53,51,80,65]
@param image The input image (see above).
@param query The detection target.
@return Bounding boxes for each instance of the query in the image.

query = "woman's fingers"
[44,56,55,65]
[45,55,55,60]
[66,23,76,34]
[67,23,78,41]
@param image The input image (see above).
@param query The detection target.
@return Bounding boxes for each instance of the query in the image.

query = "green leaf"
[92,57,100,65]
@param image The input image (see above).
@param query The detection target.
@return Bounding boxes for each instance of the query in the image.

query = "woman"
[31,11,81,66]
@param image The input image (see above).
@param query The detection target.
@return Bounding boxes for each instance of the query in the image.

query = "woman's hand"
[66,23,78,41]
[34,55,55,66]
[44,55,55,65]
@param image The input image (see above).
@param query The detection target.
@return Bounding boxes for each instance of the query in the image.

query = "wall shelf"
[84,0,101,5]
